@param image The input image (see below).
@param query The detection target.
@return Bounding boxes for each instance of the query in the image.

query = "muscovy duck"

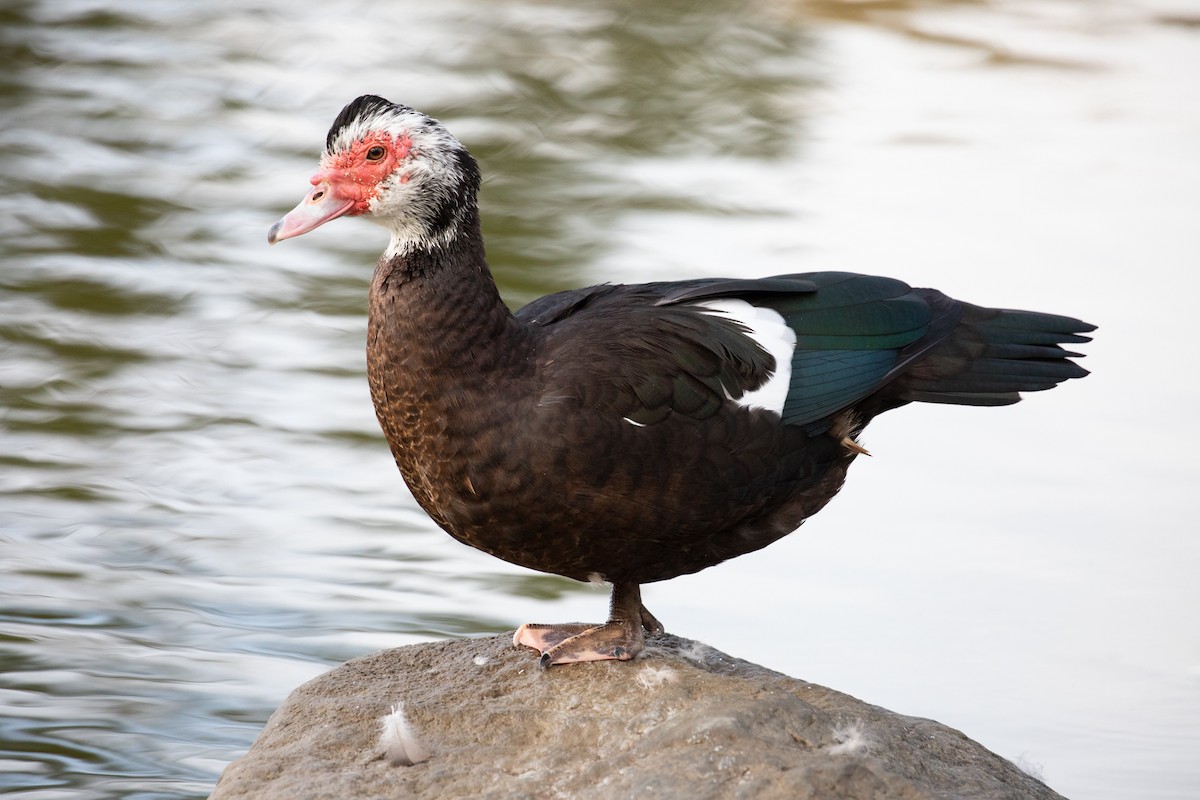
[269,95,1094,667]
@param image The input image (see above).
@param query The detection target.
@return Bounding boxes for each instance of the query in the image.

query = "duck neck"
[365,207,530,471]
[368,207,521,366]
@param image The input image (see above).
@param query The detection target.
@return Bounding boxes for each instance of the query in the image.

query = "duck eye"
[365,145,386,161]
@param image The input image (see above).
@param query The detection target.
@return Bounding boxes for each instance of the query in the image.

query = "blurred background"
[2,0,1198,797]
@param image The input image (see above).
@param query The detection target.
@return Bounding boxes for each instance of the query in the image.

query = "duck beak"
[267,178,356,244]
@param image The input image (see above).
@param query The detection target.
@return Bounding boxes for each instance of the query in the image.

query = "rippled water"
[2,1,1198,798]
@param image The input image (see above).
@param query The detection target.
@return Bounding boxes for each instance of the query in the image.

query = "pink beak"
[267,178,356,244]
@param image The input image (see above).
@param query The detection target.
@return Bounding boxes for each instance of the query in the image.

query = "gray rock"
[211,634,1063,799]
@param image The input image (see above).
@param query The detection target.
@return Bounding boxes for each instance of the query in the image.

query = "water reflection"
[2,0,1197,798]
[452,1,816,301]
[2,3,823,797]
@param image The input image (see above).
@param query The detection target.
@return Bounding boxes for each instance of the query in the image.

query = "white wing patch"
[697,299,796,416]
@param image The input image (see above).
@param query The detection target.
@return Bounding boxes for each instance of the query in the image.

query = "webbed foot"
[512,582,663,667]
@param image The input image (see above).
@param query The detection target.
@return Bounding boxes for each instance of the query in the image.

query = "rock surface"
[210,634,1062,799]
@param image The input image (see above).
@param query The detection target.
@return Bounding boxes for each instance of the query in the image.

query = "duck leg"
[513,582,664,667]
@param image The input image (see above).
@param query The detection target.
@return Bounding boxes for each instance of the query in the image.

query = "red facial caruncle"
[268,131,414,245]
[319,132,414,212]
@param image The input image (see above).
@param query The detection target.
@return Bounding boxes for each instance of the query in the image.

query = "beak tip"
[268,189,353,246]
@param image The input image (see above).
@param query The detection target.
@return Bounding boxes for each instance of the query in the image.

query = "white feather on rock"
[378,702,429,766]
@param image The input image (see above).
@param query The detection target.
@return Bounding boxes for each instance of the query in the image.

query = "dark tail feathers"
[902,298,1095,407]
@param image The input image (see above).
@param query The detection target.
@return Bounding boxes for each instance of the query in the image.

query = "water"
[2,0,1198,797]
